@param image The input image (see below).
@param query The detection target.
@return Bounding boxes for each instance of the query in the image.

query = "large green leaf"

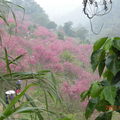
[112,38,120,51]
[98,60,105,77]
[103,38,113,51]
[4,48,11,74]
[113,72,120,84]
[95,112,112,120]
[96,100,110,112]
[103,70,114,81]
[9,54,25,65]
[85,98,98,119]
[93,37,108,52]
[14,107,43,114]
[90,82,103,98]
[102,86,116,105]
[80,90,90,101]
[91,49,105,71]
[105,55,120,75]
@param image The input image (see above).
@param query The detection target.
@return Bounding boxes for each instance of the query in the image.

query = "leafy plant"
[0,63,61,120]
[81,37,120,120]
[0,48,61,120]
[0,82,60,120]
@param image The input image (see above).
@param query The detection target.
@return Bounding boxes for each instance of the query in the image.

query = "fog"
[32,0,120,41]
[35,0,88,26]
[35,0,82,17]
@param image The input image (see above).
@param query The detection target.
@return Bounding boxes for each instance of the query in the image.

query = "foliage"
[63,21,75,37]
[0,47,61,120]
[46,21,57,29]
[75,27,89,43]
[0,49,62,120]
[81,37,120,120]
[57,31,65,40]
[62,21,89,42]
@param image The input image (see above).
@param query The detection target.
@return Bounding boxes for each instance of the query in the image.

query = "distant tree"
[28,25,36,32]
[57,31,64,40]
[76,27,88,41]
[47,21,57,29]
[63,21,75,37]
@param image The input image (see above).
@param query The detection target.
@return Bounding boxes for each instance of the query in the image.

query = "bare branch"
[83,0,112,34]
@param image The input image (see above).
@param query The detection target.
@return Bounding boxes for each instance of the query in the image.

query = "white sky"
[35,0,83,20]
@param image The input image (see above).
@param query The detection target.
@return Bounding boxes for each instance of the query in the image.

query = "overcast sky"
[35,0,83,21]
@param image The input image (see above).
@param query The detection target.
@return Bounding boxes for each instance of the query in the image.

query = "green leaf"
[105,55,120,75]
[90,82,103,98]
[9,54,25,65]
[95,112,112,120]
[51,72,57,89]
[0,15,9,26]
[112,72,120,84]
[103,38,113,51]
[4,48,11,74]
[85,98,98,119]
[96,100,110,112]
[100,80,110,87]
[80,90,90,101]
[103,70,114,81]
[102,86,116,105]
[91,49,105,71]
[98,60,105,77]
[44,90,49,113]
[0,84,37,120]
[15,107,43,114]
[25,94,44,120]
[93,37,108,52]
[112,37,120,51]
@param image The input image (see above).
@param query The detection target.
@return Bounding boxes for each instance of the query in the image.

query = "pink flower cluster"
[0,18,99,99]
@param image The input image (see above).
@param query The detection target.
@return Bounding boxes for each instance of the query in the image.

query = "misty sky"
[35,0,83,24]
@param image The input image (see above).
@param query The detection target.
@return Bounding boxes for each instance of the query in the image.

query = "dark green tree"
[75,27,89,42]
[57,31,64,40]
[47,21,57,29]
[63,21,75,37]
